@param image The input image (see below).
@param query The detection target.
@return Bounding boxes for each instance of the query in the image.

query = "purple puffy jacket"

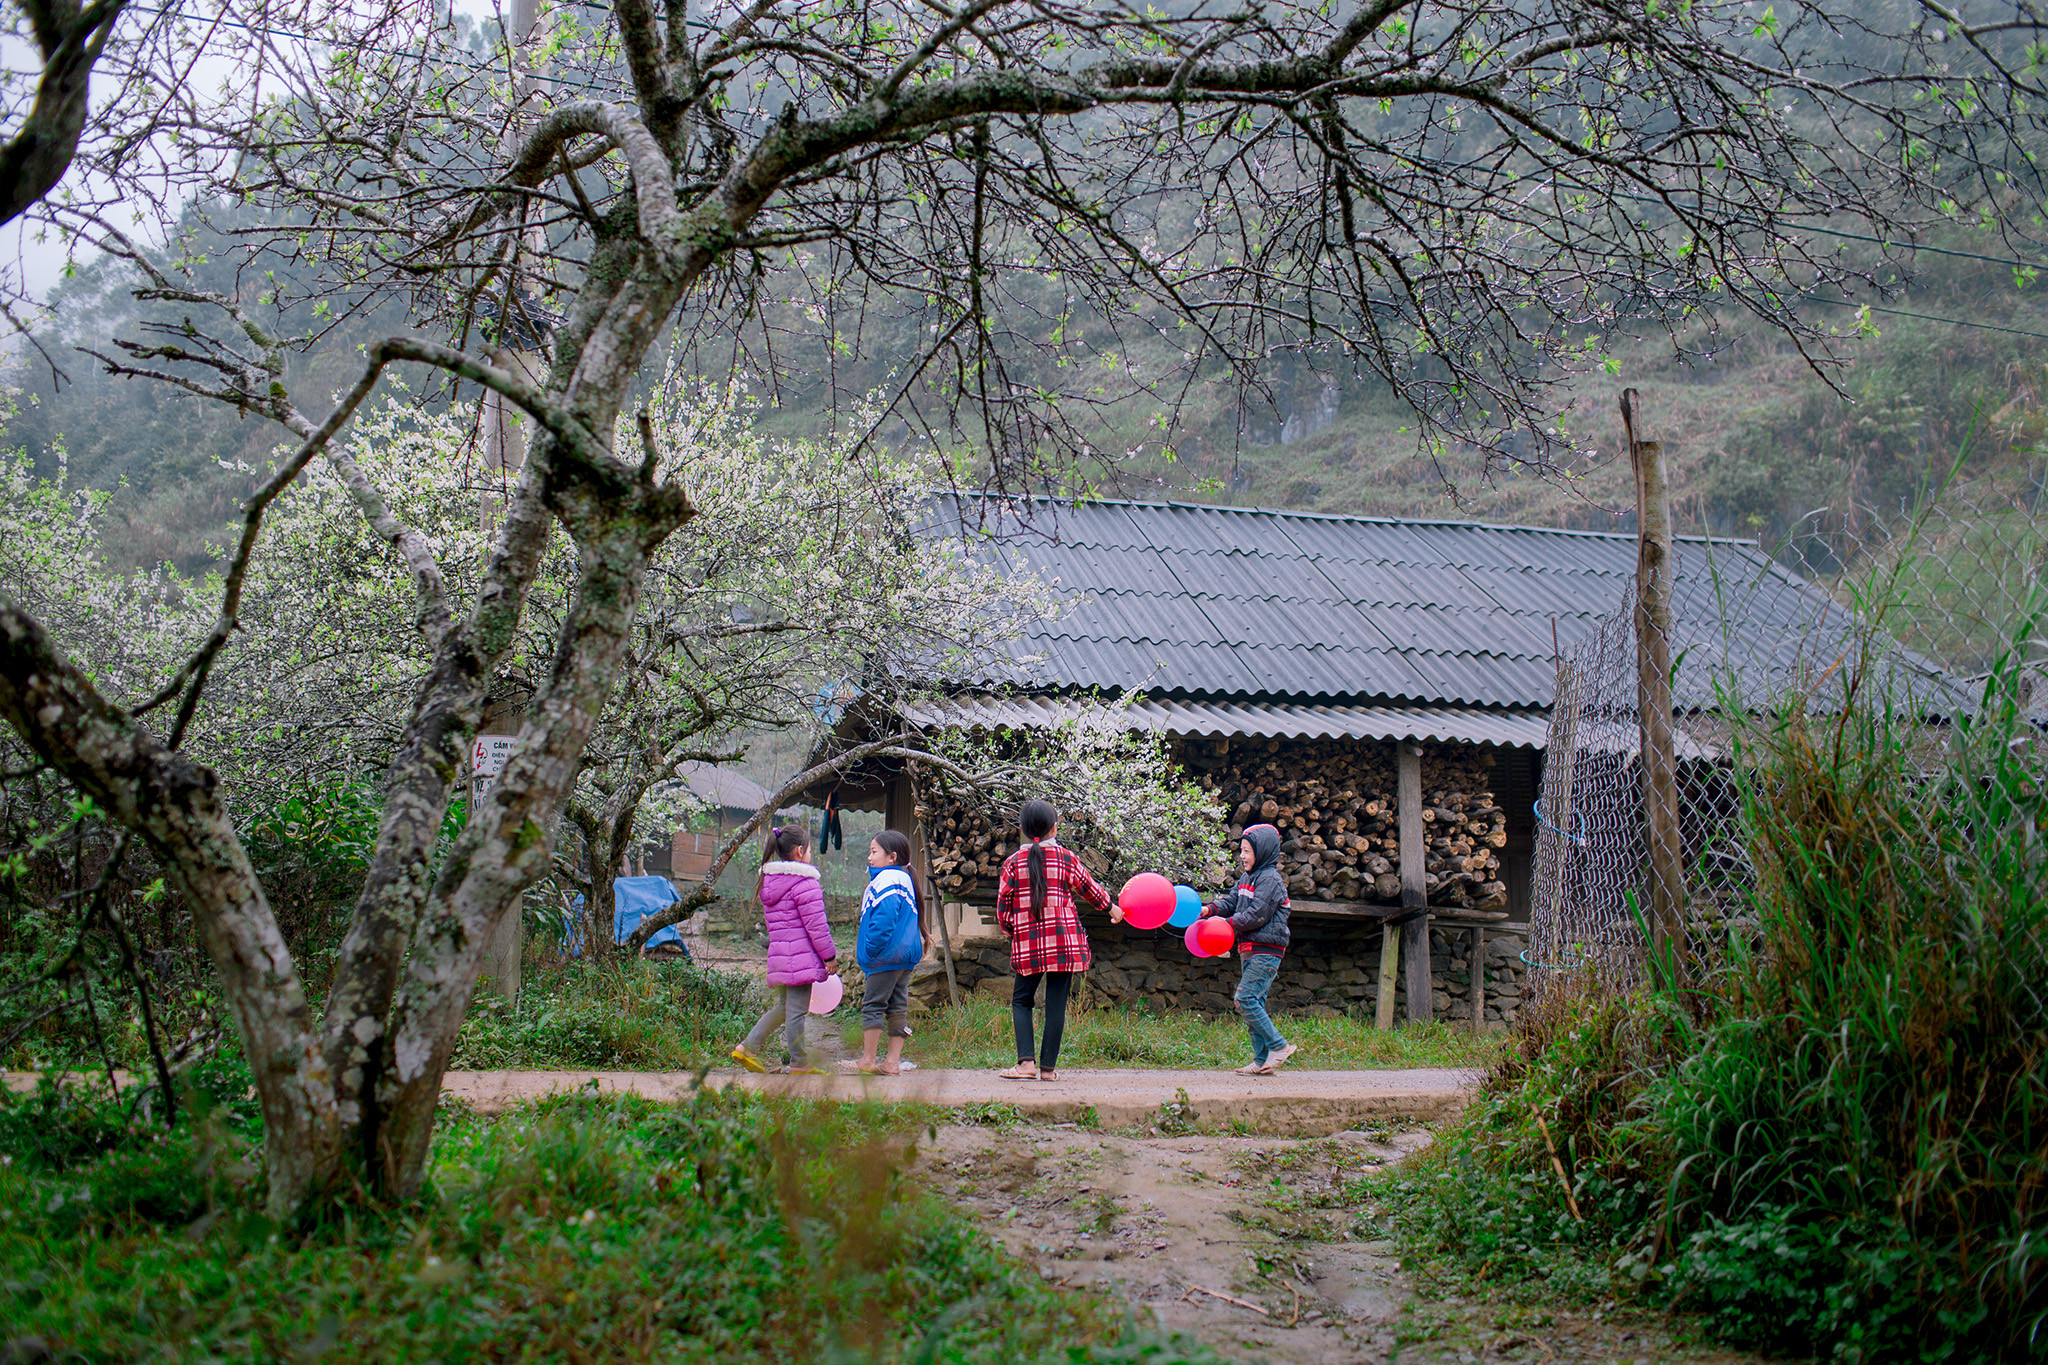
[759,861,837,985]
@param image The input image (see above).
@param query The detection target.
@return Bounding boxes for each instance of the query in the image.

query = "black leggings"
[1012,971,1075,1071]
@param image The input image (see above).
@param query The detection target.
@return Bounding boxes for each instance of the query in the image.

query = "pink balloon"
[1119,872,1176,930]
[1184,921,1212,958]
[1195,916,1236,956]
[808,974,845,1014]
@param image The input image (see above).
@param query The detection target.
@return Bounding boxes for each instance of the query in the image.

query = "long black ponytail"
[1019,799,1058,917]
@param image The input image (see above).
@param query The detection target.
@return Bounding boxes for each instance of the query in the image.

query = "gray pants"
[743,983,814,1065]
[860,969,914,1039]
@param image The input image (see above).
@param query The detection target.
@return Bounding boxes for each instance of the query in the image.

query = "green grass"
[877,995,1504,1072]
[452,957,758,1070]
[444,954,1501,1075]
[0,1074,1238,1363]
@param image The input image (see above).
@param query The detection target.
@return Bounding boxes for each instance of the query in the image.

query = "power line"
[1605,187,2048,275]
[1798,293,2048,342]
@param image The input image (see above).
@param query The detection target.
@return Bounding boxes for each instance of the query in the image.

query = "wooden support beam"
[1399,742,1431,1025]
[1374,920,1400,1030]
[1471,924,1486,1033]
[895,772,961,1010]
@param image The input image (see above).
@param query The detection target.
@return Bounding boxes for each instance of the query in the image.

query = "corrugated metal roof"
[903,696,1554,748]
[936,495,1924,710]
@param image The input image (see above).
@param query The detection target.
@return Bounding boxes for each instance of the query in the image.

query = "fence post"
[1620,389,1687,982]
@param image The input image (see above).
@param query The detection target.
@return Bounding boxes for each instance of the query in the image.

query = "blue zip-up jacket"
[857,865,924,972]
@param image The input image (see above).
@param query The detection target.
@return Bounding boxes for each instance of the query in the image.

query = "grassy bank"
[893,995,1501,1073]
[1374,639,2048,1361]
[449,956,1502,1074]
[0,1065,1231,1362]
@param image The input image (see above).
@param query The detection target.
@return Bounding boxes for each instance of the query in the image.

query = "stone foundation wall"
[913,914,1530,1028]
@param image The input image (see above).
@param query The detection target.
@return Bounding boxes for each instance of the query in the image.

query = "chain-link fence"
[1529,475,2048,991]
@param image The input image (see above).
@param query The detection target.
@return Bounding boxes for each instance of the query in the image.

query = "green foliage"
[1390,608,2048,1361]
[1,1087,1151,1362]
[452,959,758,1070]
[1654,632,2048,1361]
[1367,990,1681,1291]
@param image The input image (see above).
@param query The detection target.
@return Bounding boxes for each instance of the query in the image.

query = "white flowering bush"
[0,449,206,706]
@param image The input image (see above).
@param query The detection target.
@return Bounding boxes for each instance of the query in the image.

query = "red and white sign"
[471,734,522,804]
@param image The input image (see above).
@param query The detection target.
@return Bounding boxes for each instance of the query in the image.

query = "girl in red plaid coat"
[995,799,1116,1081]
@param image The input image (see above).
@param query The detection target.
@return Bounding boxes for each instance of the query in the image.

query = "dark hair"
[762,824,810,865]
[1019,799,1058,918]
[873,828,924,931]
[757,825,809,898]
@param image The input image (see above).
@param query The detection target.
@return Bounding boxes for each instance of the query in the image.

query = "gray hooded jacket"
[1213,822,1290,952]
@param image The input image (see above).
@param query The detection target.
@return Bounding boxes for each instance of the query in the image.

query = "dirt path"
[440,1065,1479,1133]
[920,1123,1776,1365]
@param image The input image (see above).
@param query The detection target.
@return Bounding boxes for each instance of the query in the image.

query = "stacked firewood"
[926,798,1009,896]
[923,738,1506,912]
[1183,736,1507,911]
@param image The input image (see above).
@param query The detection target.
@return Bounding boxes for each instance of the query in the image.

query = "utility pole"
[1620,389,1686,984]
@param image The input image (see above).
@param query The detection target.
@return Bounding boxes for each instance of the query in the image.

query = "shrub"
[4,1088,1142,1362]
[1392,618,2048,1362]
[452,958,758,1069]
[1653,651,2048,1362]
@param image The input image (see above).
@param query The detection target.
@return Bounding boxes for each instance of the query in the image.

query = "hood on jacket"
[1242,823,1282,874]
[761,860,821,881]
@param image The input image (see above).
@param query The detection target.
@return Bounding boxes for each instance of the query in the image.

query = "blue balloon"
[1169,884,1203,928]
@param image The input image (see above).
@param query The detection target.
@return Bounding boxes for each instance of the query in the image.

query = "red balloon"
[1194,916,1236,956]
[1183,921,1212,958]
[1118,872,1176,930]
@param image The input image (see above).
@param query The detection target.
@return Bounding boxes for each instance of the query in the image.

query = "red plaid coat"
[995,840,1112,975]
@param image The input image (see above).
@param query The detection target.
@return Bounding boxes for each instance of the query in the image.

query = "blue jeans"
[1234,951,1286,1064]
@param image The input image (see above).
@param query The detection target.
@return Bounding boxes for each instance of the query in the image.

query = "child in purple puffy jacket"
[732,825,839,1074]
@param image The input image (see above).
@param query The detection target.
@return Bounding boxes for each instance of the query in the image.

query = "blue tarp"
[565,875,689,957]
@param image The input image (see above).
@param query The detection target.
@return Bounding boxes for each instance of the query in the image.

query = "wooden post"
[1398,742,1432,1025]
[1471,925,1486,1033]
[898,769,962,1011]
[1374,920,1400,1030]
[1621,389,1687,982]
[1545,658,1582,913]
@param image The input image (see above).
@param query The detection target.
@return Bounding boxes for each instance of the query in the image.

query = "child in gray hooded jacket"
[1201,822,1297,1074]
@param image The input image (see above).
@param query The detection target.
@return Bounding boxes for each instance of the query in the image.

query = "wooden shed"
[823,495,1862,1027]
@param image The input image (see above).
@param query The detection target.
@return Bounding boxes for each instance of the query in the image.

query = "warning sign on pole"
[471,735,521,805]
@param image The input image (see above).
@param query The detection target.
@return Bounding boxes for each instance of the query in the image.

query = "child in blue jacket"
[840,828,925,1074]
[1203,822,1298,1074]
